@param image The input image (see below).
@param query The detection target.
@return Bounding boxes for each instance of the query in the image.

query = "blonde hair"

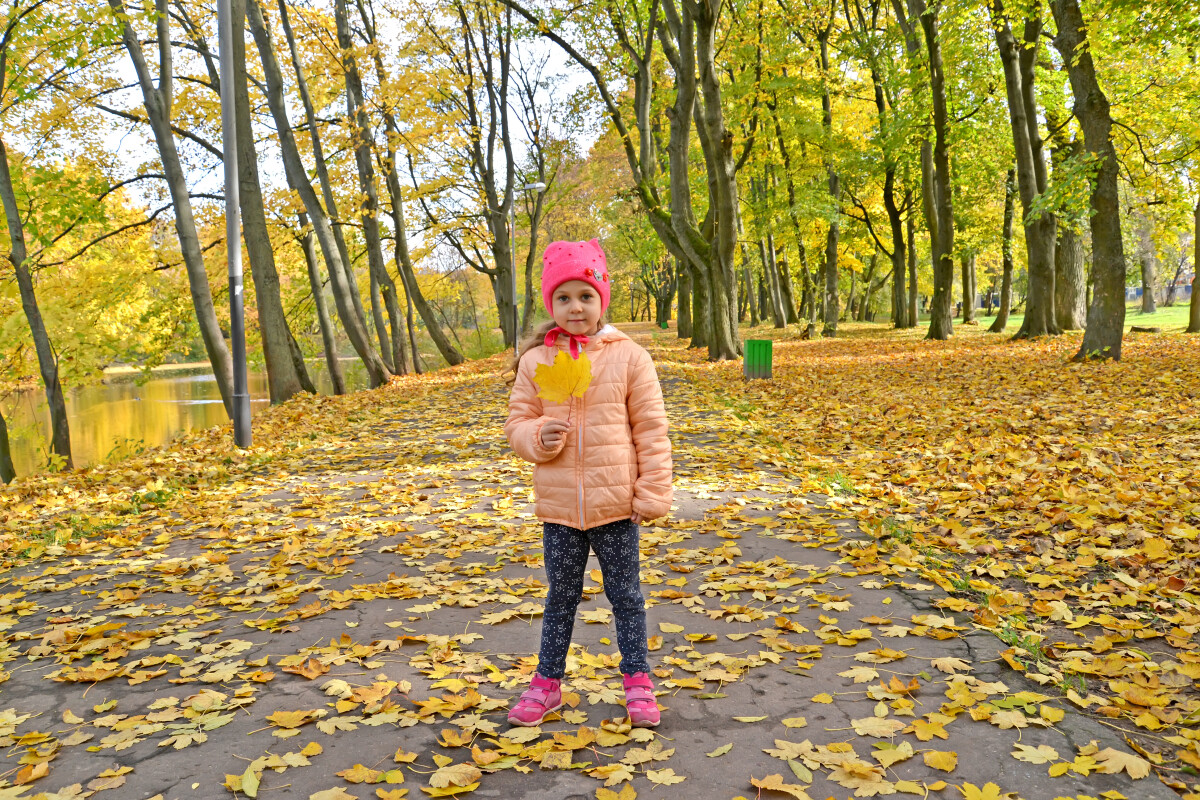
[505,315,609,385]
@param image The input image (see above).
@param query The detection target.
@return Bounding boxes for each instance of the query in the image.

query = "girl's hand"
[540,418,570,449]
[631,512,643,525]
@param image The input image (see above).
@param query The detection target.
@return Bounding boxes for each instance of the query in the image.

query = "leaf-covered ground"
[0,322,1197,800]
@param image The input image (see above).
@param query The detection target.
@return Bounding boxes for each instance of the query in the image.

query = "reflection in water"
[2,361,367,477]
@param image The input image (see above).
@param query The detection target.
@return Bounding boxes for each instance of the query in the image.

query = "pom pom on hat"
[541,239,610,314]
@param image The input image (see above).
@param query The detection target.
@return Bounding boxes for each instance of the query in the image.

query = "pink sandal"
[623,672,660,728]
[508,673,563,726]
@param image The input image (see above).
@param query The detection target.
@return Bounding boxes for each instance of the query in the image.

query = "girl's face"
[550,280,603,336]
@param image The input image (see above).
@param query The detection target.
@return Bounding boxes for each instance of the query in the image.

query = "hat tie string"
[544,326,589,359]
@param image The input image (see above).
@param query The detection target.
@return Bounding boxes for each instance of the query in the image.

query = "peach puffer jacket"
[506,326,673,529]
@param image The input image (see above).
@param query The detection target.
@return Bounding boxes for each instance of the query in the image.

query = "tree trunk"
[846,264,858,321]
[689,264,711,349]
[1164,256,1184,306]
[1055,224,1087,328]
[231,0,313,402]
[0,409,14,483]
[892,264,904,325]
[1008,6,1065,340]
[768,104,816,331]
[450,2,522,350]
[0,139,72,468]
[890,1,928,326]
[851,0,908,330]
[737,265,747,321]
[657,260,677,324]
[1140,261,1156,313]
[110,0,235,413]
[994,4,1058,339]
[990,168,1016,332]
[369,75,463,367]
[659,0,721,355]
[819,25,839,338]
[518,191,548,338]
[1046,105,1087,331]
[677,257,693,339]
[765,164,799,325]
[961,252,976,323]
[276,0,365,330]
[404,288,424,374]
[777,252,799,324]
[1139,225,1157,314]
[297,212,346,394]
[335,0,408,375]
[916,0,955,340]
[885,170,909,328]
[1189,198,1200,333]
[692,0,741,359]
[858,252,877,321]
[907,190,919,324]
[380,158,462,365]
[1051,0,1125,360]
[758,268,769,324]
[743,260,758,325]
[758,237,786,327]
[247,0,390,385]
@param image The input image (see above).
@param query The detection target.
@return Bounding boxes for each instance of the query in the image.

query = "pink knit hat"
[541,239,610,314]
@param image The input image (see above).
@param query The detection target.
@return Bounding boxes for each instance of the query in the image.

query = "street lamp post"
[217,0,251,447]
[510,182,546,353]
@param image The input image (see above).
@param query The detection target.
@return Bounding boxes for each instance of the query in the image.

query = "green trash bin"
[744,339,772,380]
[660,320,668,329]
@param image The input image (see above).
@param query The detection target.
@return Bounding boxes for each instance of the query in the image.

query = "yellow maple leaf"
[851,716,905,737]
[750,774,813,799]
[428,762,482,788]
[957,781,1004,800]
[339,764,383,783]
[646,768,686,785]
[1093,747,1152,779]
[829,760,892,794]
[908,718,949,741]
[596,784,637,800]
[266,709,320,729]
[1039,705,1064,723]
[923,750,958,771]
[309,789,358,800]
[875,741,915,768]
[533,351,592,403]
[1011,743,1058,764]
[419,784,479,798]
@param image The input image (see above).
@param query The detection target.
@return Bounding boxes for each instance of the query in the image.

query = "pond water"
[2,361,367,478]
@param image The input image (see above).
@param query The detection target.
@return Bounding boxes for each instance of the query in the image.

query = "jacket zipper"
[576,390,586,527]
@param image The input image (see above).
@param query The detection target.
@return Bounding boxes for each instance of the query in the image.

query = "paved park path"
[0,324,1174,800]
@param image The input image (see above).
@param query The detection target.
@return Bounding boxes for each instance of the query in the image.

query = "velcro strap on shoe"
[625,687,655,704]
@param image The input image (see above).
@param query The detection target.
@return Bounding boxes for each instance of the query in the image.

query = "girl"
[504,238,673,728]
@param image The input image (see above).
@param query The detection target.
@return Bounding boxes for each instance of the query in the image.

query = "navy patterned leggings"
[537,518,649,679]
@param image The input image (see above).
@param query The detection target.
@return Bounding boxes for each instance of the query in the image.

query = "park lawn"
[824,301,1196,334]
[994,302,1194,334]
